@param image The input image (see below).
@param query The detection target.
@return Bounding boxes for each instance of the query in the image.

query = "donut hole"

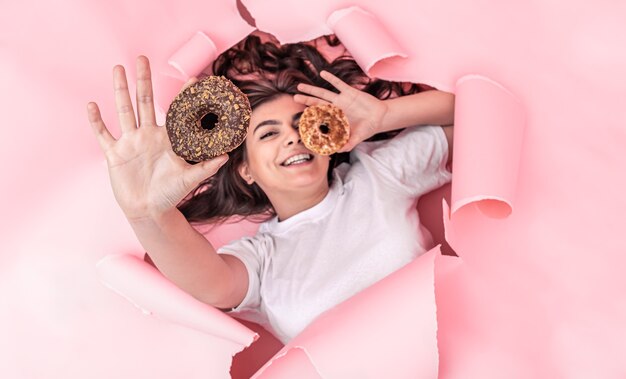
[200,112,219,131]
[319,123,330,134]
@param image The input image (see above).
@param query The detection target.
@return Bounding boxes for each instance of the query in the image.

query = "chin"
[288,172,328,188]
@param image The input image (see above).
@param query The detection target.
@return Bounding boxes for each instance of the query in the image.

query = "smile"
[281,153,313,166]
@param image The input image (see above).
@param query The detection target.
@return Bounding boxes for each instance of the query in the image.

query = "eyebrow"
[253,112,304,135]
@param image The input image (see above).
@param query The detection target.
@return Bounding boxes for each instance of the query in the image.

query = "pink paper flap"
[451,75,525,218]
[254,348,323,379]
[253,247,440,378]
[167,31,218,80]
[96,254,258,347]
[327,6,407,77]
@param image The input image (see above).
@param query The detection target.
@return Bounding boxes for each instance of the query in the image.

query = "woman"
[87,34,454,343]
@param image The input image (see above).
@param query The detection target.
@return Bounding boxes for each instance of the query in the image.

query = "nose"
[285,124,302,146]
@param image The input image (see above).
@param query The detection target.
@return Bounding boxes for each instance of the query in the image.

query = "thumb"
[338,139,356,153]
[184,155,229,186]
[181,77,199,91]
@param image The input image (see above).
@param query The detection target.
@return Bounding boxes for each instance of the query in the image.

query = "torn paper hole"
[450,74,526,218]
[252,247,440,378]
[327,6,407,78]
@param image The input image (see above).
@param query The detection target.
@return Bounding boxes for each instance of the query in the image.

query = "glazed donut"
[165,76,251,162]
[298,104,350,155]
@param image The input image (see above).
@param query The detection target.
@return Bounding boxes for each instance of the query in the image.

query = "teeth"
[283,154,312,166]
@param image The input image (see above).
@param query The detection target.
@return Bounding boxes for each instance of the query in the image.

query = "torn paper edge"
[95,254,258,348]
[456,74,523,104]
[167,31,218,80]
[327,5,408,77]
[450,74,526,219]
[250,247,440,378]
[451,194,512,217]
[250,346,323,379]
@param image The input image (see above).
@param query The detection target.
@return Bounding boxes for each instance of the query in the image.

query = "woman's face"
[239,94,330,195]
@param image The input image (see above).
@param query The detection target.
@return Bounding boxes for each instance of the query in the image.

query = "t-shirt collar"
[263,172,343,234]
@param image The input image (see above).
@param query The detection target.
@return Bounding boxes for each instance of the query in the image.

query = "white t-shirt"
[218,125,451,343]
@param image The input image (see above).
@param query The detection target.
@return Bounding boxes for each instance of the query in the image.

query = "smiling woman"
[177,33,447,225]
[89,32,455,344]
[238,95,330,221]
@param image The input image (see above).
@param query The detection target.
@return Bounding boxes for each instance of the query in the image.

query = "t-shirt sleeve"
[216,236,264,313]
[352,125,452,198]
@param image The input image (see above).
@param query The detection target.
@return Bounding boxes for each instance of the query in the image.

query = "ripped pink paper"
[253,248,440,378]
[242,1,407,78]
[167,31,218,80]
[2,0,626,378]
[327,6,408,77]
[96,254,258,347]
[450,75,525,218]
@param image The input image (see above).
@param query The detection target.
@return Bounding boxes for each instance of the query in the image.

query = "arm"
[87,56,247,309]
[130,209,249,309]
[381,90,455,165]
[295,71,454,161]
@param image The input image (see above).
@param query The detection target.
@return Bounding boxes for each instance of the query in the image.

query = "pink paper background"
[1,0,625,378]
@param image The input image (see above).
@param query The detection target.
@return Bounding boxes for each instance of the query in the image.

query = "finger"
[113,65,137,132]
[86,102,116,152]
[338,139,357,153]
[293,94,330,107]
[297,83,338,103]
[183,154,229,187]
[320,70,353,92]
[135,56,157,127]
[182,77,198,91]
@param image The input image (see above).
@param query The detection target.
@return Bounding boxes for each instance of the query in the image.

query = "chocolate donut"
[298,104,350,155]
[165,76,251,162]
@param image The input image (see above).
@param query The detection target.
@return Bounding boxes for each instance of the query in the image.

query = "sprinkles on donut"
[298,103,350,155]
[166,76,251,162]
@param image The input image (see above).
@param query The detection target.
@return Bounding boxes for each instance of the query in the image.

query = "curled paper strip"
[450,75,526,218]
[327,6,407,77]
[154,31,218,118]
[96,254,258,347]
[152,0,255,119]
[167,31,218,80]
[252,247,440,378]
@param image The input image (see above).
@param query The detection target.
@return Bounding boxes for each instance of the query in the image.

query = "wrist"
[125,206,181,226]
[380,90,455,131]
[373,100,391,134]
[378,100,396,133]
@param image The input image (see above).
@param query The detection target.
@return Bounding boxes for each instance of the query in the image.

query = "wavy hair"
[177,34,434,224]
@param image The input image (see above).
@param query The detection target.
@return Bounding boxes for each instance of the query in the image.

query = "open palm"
[294,70,388,152]
[87,56,228,221]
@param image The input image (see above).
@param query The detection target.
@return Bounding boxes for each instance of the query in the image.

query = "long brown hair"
[177,33,434,225]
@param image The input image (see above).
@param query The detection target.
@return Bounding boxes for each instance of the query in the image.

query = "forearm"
[380,90,455,133]
[128,208,235,306]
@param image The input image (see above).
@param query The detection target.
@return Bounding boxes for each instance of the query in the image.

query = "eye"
[260,131,277,140]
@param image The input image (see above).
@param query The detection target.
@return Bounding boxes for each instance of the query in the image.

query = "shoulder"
[343,125,451,197]
[218,231,274,258]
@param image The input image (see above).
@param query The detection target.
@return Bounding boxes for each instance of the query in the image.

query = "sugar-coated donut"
[298,104,350,155]
[166,76,251,162]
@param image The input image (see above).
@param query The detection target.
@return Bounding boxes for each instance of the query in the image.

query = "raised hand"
[87,56,228,221]
[294,71,388,152]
